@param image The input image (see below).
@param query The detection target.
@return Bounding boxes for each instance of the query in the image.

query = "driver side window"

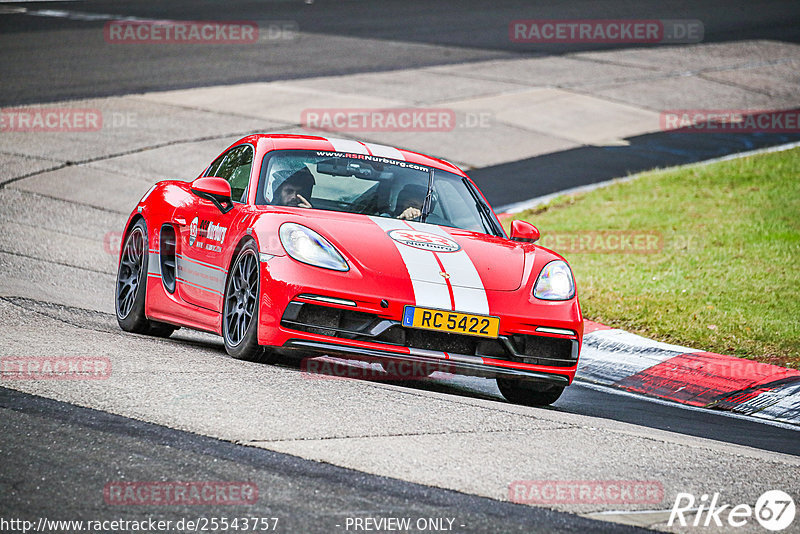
[205,145,254,203]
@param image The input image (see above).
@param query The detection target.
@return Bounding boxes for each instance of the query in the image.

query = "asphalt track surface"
[3,0,800,207]
[1,0,800,106]
[472,130,800,209]
[1,370,798,531]
[0,386,642,534]
[1,2,800,532]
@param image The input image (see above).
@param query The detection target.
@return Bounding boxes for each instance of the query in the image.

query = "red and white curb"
[578,321,800,426]
[494,142,800,426]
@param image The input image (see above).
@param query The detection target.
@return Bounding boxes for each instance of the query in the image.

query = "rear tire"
[223,241,276,363]
[497,378,565,406]
[115,219,176,338]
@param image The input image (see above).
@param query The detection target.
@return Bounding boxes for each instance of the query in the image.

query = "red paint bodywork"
[119,134,584,385]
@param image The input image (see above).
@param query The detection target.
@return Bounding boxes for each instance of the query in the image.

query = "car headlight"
[533,260,575,300]
[279,223,349,271]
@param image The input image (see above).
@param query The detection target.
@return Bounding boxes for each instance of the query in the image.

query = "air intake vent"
[160,225,177,293]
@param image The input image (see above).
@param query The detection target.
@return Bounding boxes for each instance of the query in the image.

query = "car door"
[177,144,254,311]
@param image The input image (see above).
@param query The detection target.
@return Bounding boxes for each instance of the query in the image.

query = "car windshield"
[257,149,504,236]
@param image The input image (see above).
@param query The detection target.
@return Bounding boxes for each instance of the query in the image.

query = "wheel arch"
[118,214,146,263]
[221,233,272,361]
[225,234,260,277]
[222,234,262,309]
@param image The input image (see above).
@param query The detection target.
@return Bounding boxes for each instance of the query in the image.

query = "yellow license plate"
[402,306,500,338]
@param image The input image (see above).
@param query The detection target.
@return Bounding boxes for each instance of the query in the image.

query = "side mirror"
[510,220,540,243]
[190,177,234,214]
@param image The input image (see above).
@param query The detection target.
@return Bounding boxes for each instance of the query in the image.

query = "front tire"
[497,378,565,406]
[223,242,275,363]
[115,219,176,338]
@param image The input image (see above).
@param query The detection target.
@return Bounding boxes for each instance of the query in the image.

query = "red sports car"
[115,134,583,405]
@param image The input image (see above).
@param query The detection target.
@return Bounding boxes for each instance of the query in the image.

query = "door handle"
[174,217,186,225]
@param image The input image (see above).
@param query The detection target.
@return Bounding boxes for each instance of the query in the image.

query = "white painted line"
[575,381,800,431]
[584,327,701,354]
[496,140,800,214]
[585,508,685,516]
[13,7,179,22]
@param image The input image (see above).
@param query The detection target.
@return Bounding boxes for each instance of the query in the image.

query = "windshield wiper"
[463,178,503,236]
[420,167,435,223]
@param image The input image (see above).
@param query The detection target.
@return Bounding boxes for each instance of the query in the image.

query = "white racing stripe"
[325,137,369,154]
[363,142,405,160]
[449,286,490,315]
[371,217,490,315]
[370,217,452,310]
[410,280,453,310]
[407,222,490,315]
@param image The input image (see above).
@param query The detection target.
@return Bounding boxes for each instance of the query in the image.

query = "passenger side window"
[205,145,254,203]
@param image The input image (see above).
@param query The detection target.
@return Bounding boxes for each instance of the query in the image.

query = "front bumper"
[257,255,582,385]
[281,339,572,386]
[274,298,578,386]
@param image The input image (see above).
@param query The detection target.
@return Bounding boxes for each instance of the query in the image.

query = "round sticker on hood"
[387,229,461,253]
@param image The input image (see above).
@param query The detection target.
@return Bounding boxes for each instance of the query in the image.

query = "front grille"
[509,334,576,366]
[281,301,577,367]
[294,303,373,338]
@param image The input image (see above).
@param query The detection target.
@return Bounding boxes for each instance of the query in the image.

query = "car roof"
[235,134,467,177]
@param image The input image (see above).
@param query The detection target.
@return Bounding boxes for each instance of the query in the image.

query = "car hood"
[271,211,527,292]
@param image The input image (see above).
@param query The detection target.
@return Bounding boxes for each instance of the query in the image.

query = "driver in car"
[388,183,429,221]
[269,167,315,208]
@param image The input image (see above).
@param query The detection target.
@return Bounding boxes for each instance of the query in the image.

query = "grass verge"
[507,147,800,369]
